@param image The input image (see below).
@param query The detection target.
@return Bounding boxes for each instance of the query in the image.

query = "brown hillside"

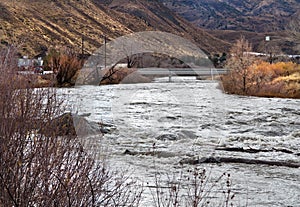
[0,0,230,57]
[101,0,230,53]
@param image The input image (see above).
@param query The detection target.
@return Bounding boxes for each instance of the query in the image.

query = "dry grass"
[0,0,229,57]
[273,72,300,83]
[222,61,300,98]
[13,74,54,88]
[0,0,145,56]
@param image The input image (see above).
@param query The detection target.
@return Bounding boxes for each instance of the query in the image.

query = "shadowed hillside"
[161,0,300,54]
[161,0,300,32]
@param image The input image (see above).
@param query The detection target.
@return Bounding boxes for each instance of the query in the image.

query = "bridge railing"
[136,67,229,76]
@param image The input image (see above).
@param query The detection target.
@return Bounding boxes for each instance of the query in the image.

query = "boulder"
[40,112,114,137]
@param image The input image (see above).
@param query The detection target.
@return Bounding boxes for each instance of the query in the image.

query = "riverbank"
[14,73,54,88]
[221,61,300,98]
[99,68,152,85]
[17,67,154,88]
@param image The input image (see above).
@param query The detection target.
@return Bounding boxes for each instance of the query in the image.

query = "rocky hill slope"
[0,0,229,56]
[161,0,300,32]
[161,0,300,54]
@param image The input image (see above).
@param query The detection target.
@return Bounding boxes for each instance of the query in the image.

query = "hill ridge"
[0,0,229,56]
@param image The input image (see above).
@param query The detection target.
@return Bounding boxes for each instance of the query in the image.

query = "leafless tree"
[0,46,142,207]
[224,36,255,94]
[120,43,139,69]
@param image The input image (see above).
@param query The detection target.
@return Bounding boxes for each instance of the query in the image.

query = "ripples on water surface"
[60,77,300,206]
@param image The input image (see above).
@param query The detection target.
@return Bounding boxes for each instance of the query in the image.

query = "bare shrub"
[0,46,142,206]
[149,167,235,207]
[45,48,83,87]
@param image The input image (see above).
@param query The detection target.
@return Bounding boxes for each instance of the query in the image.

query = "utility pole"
[168,70,172,82]
[95,35,107,84]
[104,35,107,69]
[265,36,272,64]
[81,35,84,56]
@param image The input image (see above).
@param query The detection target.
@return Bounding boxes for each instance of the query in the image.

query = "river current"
[60,77,300,206]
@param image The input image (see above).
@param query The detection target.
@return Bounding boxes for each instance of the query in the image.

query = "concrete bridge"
[136,67,229,81]
[80,66,229,84]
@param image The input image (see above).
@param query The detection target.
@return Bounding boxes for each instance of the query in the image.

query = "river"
[60,77,300,206]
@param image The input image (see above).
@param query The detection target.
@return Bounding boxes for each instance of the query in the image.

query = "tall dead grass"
[222,61,300,98]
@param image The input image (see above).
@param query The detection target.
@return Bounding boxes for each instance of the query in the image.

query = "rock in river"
[40,112,114,137]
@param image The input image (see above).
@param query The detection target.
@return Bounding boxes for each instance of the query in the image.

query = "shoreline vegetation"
[220,36,300,99]
[13,36,300,99]
[221,61,300,99]
[22,60,300,99]
[34,61,300,100]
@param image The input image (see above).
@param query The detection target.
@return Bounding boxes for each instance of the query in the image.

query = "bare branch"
[0,45,142,207]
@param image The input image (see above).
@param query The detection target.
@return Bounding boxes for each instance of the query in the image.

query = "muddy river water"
[60,77,300,206]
